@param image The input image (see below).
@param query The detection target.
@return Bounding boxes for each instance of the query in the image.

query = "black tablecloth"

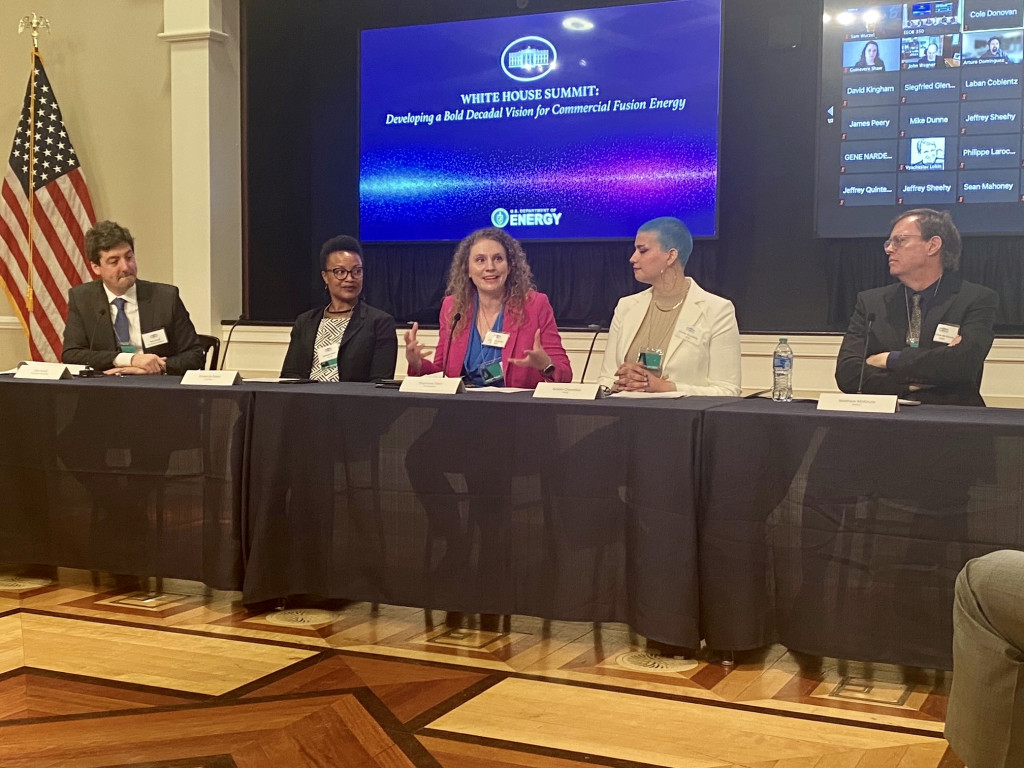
[8,372,1023,668]
[700,399,1024,669]
[0,376,250,588]
[243,384,732,647]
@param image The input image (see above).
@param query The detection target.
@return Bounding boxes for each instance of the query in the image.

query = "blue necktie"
[112,297,130,346]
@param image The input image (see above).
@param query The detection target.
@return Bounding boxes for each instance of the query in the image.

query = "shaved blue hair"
[637,217,693,269]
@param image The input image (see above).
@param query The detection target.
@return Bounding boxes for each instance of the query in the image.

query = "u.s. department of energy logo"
[491,207,563,227]
[491,208,511,227]
[501,36,557,82]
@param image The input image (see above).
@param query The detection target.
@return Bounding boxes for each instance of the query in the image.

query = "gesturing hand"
[404,321,427,374]
[509,329,552,371]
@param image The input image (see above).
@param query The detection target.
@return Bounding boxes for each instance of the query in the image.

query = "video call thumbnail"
[957,133,1023,167]
[840,138,900,173]
[899,100,962,133]
[902,135,950,168]
[839,172,898,205]
[897,170,958,202]
[961,28,1024,62]
[957,167,1021,200]
[961,65,1024,97]
[844,38,903,70]
[962,0,1023,32]
[842,105,901,138]
[959,98,1023,133]
[900,34,962,67]
[899,67,963,101]
[904,1,964,35]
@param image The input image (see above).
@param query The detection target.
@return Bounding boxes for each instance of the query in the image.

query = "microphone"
[88,305,109,352]
[579,324,602,383]
[857,312,876,394]
[442,312,461,377]
[220,314,245,370]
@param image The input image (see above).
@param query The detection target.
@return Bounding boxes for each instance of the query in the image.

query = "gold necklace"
[653,284,689,312]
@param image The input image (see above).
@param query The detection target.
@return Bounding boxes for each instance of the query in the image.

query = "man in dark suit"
[835,208,997,405]
[62,220,204,375]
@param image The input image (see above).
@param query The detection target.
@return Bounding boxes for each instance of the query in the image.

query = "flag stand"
[18,14,49,313]
[3,12,95,361]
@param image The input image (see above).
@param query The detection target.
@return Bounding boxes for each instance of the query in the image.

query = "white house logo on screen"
[501,37,557,82]
[492,207,563,227]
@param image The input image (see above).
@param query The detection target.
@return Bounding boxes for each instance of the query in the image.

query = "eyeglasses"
[325,266,363,280]
[883,234,924,250]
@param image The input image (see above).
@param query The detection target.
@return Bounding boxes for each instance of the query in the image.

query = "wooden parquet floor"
[0,570,965,768]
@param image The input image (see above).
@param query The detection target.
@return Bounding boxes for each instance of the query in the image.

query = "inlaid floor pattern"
[0,570,964,768]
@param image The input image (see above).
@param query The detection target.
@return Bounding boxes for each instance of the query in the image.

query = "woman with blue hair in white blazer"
[597,216,741,396]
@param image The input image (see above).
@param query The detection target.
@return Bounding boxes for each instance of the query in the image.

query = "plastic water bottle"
[772,338,793,402]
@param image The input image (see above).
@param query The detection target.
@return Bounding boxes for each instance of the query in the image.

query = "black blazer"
[835,272,997,406]
[62,279,205,375]
[280,301,397,381]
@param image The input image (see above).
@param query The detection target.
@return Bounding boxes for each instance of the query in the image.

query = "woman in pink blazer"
[404,228,571,388]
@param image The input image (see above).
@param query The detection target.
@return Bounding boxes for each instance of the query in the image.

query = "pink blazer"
[415,291,572,388]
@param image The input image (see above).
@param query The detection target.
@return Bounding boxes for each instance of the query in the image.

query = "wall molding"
[219,324,1024,408]
[157,30,229,43]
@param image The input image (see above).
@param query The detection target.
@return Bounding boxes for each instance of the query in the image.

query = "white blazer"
[597,278,742,396]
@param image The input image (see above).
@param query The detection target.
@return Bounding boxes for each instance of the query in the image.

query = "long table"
[0,376,249,590]
[700,399,1024,669]
[3,375,1023,668]
[242,384,731,649]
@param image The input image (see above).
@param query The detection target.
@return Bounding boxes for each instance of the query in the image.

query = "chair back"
[197,334,221,370]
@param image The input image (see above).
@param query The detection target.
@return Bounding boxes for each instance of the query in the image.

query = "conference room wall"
[0,0,174,368]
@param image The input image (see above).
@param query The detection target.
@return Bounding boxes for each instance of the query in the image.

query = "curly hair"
[85,221,134,265]
[445,228,535,324]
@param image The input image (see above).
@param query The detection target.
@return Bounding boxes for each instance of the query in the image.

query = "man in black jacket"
[62,220,204,375]
[835,208,997,406]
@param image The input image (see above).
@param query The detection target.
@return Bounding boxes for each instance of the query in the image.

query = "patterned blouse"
[310,316,350,382]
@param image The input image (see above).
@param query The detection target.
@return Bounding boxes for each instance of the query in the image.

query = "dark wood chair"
[197,334,220,370]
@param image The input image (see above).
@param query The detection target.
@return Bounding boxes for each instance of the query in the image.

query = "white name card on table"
[399,375,464,395]
[817,392,898,413]
[533,382,602,400]
[13,362,74,380]
[181,370,242,386]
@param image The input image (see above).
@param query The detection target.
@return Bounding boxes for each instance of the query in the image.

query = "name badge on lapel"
[316,343,339,369]
[483,331,510,348]
[933,323,959,344]
[676,326,700,343]
[142,328,169,348]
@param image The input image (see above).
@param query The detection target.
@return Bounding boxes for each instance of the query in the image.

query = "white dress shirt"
[102,283,142,367]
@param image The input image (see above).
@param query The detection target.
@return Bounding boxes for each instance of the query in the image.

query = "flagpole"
[18,13,49,314]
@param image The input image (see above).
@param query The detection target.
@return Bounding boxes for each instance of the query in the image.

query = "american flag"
[0,51,95,362]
